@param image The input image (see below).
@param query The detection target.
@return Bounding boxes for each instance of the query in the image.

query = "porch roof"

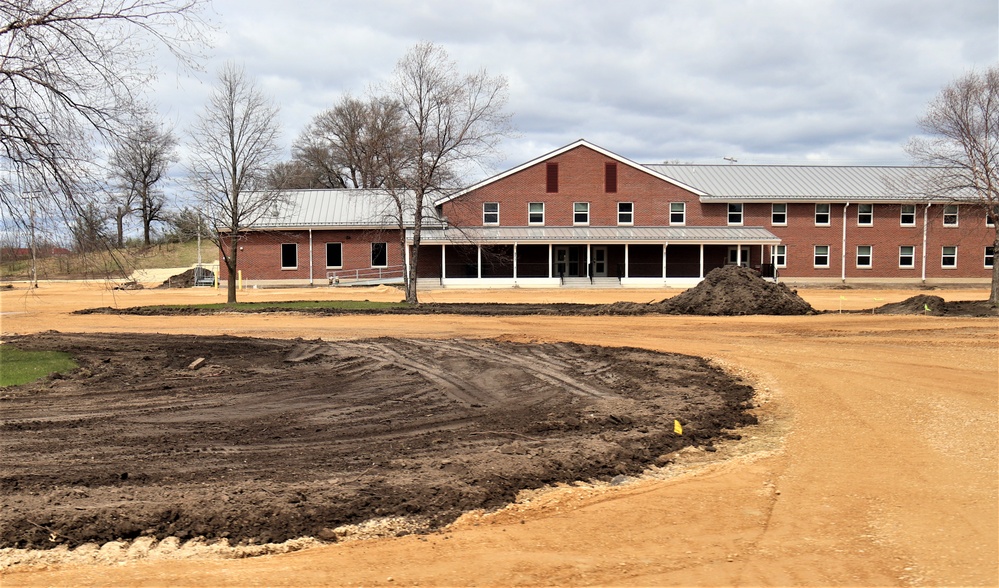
[410,226,780,245]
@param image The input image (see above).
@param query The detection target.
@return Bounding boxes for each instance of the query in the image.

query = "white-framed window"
[573,202,589,225]
[815,203,831,226]
[900,204,916,226]
[899,245,915,268]
[483,202,499,225]
[985,246,994,269]
[528,202,544,225]
[814,245,830,268]
[280,243,297,270]
[617,202,633,225]
[371,242,388,267]
[772,244,787,268]
[857,203,873,226]
[771,203,787,226]
[727,203,743,226]
[856,245,872,268]
[987,209,995,227]
[669,202,685,225]
[325,242,343,268]
[943,204,958,227]
[941,246,957,268]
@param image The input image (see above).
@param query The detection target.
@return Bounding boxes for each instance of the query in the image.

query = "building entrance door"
[592,246,608,277]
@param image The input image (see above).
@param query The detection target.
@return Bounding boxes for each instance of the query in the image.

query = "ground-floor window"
[899,245,915,268]
[856,245,872,268]
[281,243,297,269]
[371,242,388,267]
[986,246,995,269]
[326,242,342,268]
[941,246,957,268]
[772,245,786,268]
[814,245,830,268]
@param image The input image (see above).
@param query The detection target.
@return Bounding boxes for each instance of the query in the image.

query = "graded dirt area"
[1,282,997,586]
[1,332,753,549]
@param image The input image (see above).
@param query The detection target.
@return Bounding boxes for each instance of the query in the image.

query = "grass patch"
[0,347,77,386]
[147,300,409,312]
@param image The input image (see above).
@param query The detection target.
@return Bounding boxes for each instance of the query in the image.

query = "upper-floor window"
[771,203,787,226]
[546,162,558,193]
[326,242,342,268]
[483,202,499,225]
[900,204,916,226]
[727,203,743,226]
[815,203,831,226]
[281,243,298,270]
[670,202,685,225]
[857,204,873,226]
[943,204,958,226]
[573,202,589,225]
[988,210,996,227]
[617,202,633,225]
[856,245,872,268]
[528,202,544,225]
[605,162,617,193]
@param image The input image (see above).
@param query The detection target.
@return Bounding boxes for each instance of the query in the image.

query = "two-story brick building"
[223,140,994,288]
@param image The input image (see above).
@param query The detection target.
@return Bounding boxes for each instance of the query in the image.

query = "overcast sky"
[153,0,997,180]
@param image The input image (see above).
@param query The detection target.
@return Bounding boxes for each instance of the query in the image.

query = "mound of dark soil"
[156,267,215,289]
[0,332,757,549]
[873,295,997,317]
[657,265,815,316]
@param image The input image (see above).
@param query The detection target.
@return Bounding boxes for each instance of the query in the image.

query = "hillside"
[0,240,218,282]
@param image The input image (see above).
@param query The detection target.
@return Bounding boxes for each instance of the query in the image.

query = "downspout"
[308,229,314,286]
[841,202,851,283]
[921,203,931,283]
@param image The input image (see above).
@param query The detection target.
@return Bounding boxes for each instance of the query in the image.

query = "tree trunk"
[226,234,238,304]
[407,195,422,305]
[991,228,999,306]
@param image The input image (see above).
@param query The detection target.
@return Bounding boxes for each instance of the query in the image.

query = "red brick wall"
[220,229,404,281]
[441,145,698,227]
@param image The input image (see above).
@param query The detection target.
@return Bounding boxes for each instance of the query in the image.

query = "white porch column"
[477,245,482,279]
[699,244,705,278]
[736,243,743,266]
[586,243,591,277]
[513,243,518,280]
[404,240,411,282]
[624,243,630,278]
[308,229,314,286]
[921,203,931,283]
[441,244,446,283]
[662,244,667,278]
[841,202,851,283]
[548,244,553,278]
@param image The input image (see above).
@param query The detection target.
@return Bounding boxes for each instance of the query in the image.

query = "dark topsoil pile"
[871,294,997,317]
[156,267,215,289]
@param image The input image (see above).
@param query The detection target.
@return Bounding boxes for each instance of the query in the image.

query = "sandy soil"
[1,282,996,586]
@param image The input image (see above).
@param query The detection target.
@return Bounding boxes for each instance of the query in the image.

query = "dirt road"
[1,283,996,586]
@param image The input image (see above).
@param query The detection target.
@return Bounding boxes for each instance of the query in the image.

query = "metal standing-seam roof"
[242,189,444,230]
[646,164,975,202]
[413,226,780,245]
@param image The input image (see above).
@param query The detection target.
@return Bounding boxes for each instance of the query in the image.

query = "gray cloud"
[152,0,996,182]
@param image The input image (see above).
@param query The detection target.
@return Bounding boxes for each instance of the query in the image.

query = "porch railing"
[327,265,405,285]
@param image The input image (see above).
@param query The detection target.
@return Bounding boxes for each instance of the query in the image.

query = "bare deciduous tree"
[385,42,512,303]
[187,62,283,304]
[291,95,407,189]
[907,66,999,305]
[109,111,177,246]
[0,0,208,234]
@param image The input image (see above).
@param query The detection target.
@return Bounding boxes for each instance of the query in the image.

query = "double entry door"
[553,246,608,278]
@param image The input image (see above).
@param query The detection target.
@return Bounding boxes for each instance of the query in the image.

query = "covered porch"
[410,227,782,288]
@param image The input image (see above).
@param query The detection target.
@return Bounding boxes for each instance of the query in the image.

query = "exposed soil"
[156,268,215,289]
[872,294,998,317]
[0,332,756,551]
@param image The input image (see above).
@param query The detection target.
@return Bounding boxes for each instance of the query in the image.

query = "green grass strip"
[0,347,78,387]
[147,300,410,312]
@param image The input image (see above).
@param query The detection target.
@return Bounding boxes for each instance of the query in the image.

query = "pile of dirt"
[873,294,997,317]
[655,265,815,316]
[156,267,214,289]
[0,332,758,550]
